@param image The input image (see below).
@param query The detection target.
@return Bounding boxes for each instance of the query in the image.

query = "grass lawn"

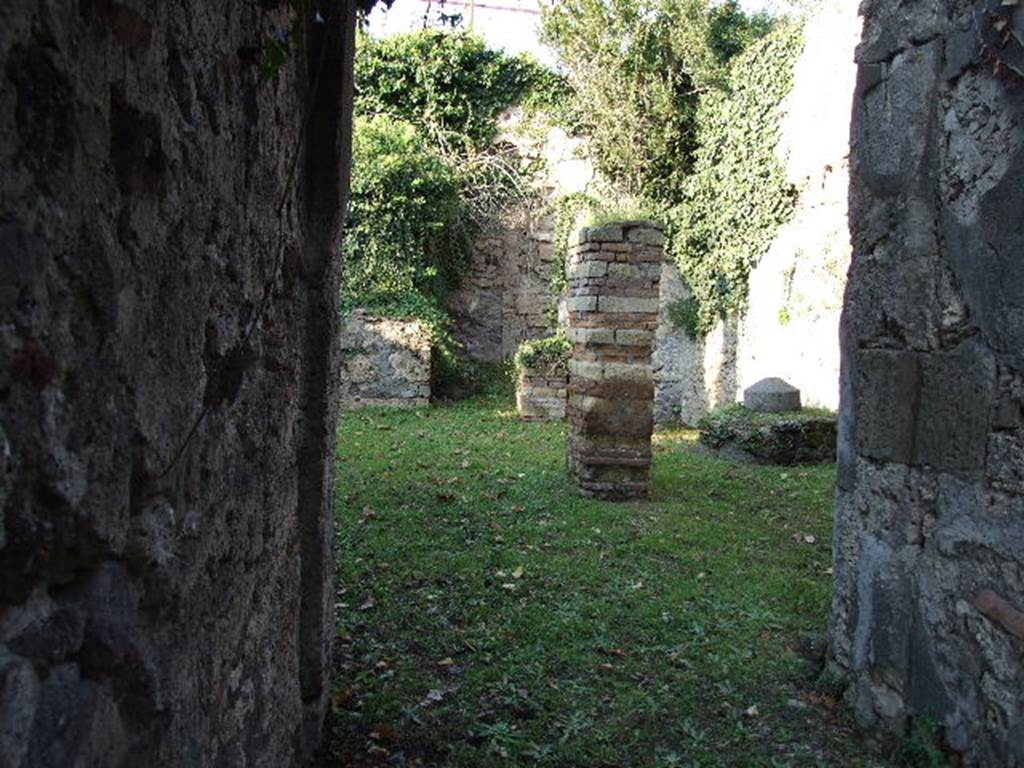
[328,390,896,767]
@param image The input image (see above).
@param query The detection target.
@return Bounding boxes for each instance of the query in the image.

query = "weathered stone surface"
[570,260,608,279]
[580,224,623,243]
[853,350,919,464]
[0,2,357,764]
[698,408,837,465]
[913,341,995,473]
[597,296,660,315]
[567,296,598,313]
[567,224,662,500]
[516,367,568,421]
[448,121,599,361]
[626,227,665,246]
[831,1,1024,762]
[340,310,431,409]
[743,377,801,413]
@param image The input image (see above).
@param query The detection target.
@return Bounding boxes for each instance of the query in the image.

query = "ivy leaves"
[668,22,804,335]
[355,30,549,152]
[539,0,773,204]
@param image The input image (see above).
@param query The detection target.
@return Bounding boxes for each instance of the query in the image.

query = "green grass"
[329,391,892,767]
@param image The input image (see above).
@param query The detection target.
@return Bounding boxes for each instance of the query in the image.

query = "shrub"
[343,114,472,305]
[355,30,550,152]
[514,333,572,378]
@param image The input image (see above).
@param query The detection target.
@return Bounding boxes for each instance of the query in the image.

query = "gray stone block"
[626,227,665,246]
[853,350,919,464]
[566,296,598,313]
[913,341,994,473]
[597,296,659,314]
[743,377,801,413]
[582,224,624,243]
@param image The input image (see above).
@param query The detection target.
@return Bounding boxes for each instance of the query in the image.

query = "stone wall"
[0,2,356,765]
[566,222,663,500]
[447,121,599,361]
[653,263,699,425]
[340,310,431,409]
[830,0,1024,763]
[663,1,860,425]
[516,367,568,421]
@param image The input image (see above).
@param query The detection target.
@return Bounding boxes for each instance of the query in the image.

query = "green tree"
[355,29,548,151]
[539,0,772,204]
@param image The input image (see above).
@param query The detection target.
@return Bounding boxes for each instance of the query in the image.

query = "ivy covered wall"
[664,1,861,423]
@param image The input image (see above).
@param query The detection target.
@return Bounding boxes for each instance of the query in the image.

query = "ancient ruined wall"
[0,1,355,765]
[451,213,558,361]
[830,0,1024,763]
[653,263,703,424]
[667,1,859,425]
[516,366,568,421]
[340,310,431,409]
[448,122,599,361]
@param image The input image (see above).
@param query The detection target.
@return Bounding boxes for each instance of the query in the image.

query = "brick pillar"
[566,221,664,500]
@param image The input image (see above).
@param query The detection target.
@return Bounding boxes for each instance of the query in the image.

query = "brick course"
[566,222,663,500]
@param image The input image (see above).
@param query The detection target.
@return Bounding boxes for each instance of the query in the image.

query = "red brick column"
[566,221,664,499]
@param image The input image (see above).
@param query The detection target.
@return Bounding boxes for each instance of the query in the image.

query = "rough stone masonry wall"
[340,310,431,409]
[516,366,568,421]
[831,0,1024,764]
[448,122,599,361]
[566,223,662,500]
[0,2,356,766]
[664,0,860,425]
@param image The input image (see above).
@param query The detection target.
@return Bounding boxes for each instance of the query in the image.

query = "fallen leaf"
[420,689,445,706]
[512,566,524,579]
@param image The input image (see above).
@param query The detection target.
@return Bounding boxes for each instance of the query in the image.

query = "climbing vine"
[355,30,552,151]
[668,21,804,335]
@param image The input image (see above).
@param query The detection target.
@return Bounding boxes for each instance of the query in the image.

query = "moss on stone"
[698,404,836,465]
